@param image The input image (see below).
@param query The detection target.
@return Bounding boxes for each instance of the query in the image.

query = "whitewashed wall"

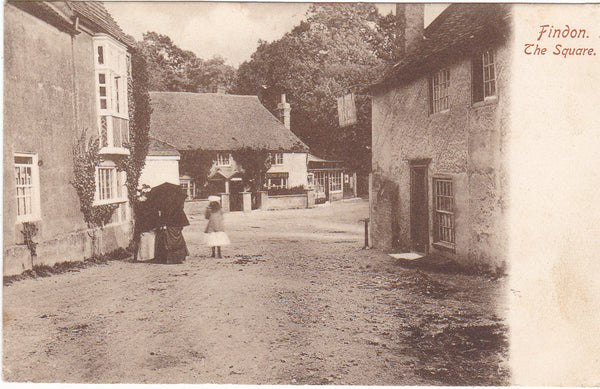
[267,152,308,188]
[139,156,180,188]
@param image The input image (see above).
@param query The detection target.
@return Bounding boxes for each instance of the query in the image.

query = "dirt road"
[3,200,508,384]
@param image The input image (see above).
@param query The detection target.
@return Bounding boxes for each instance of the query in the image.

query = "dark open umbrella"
[146,182,189,228]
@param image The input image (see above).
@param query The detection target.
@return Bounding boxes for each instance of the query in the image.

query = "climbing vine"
[72,131,118,227]
[21,222,39,257]
[115,49,152,204]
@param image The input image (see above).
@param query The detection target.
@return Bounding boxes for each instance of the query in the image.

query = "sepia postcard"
[2,1,600,386]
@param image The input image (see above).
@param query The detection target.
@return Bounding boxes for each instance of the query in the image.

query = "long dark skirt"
[155,227,189,264]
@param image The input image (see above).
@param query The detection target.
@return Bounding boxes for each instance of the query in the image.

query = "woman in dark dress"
[147,183,190,264]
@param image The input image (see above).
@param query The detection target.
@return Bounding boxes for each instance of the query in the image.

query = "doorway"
[229,179,244,211]
[410,161,429,253]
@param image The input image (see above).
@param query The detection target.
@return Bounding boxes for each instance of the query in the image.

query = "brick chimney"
[277,94,291,130]
[395,3,424,57]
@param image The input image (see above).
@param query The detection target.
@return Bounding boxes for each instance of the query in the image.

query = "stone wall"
[3,222,132,276]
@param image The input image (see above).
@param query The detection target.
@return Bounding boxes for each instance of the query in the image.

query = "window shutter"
[472,53,484,103]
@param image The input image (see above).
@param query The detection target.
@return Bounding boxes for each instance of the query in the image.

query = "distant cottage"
[370,4,511,271]
[144,91,311,211]
[4,1,135,275]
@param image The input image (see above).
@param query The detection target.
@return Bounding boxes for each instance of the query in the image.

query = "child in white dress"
[204,196,230,258]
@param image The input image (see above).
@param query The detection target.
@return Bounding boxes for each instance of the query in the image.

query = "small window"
[430,68,450,113]
[97,167,115,201]
[14,153,41,222]
[216,153,231,166]
[433,178,455,245]
[271,152,284,165]
[472,49,496,103]
[482,51,496,98]
[97,46,104,65]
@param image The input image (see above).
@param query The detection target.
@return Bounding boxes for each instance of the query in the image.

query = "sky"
[105,2,449,67]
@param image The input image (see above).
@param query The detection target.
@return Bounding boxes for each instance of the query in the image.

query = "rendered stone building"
[370,4,512,271]
[4,1,135,275]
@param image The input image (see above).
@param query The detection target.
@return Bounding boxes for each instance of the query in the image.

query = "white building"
[138,138,181,188]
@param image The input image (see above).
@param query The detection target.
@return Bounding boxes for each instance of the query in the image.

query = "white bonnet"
[208,195,221,203]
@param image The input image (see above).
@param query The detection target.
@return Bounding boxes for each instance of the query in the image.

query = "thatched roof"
[149,92,309,152]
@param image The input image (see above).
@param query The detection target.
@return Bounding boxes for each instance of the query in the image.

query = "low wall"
[264,194,308,210]
[330,191,344,202]
[185,192,315,213]
[3,222,131,277]
[184,199,210,215]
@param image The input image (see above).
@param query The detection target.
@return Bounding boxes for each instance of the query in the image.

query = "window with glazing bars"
[472,49,496,103]
[431,69,450,113]
[15,156,34,218]
[216,153,230,166]
[98,73,107,110]
[272,152,284,165]
[98,167,114,201]
[434,178,455,245]
[329,172,342,192]
[482,50,496,98]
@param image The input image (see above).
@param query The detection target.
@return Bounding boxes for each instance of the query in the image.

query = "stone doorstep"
[388,252,425,261]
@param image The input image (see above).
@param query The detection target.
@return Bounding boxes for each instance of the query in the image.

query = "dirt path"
[3,200,508,384]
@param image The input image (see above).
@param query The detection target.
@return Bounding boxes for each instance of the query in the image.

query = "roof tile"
[69,1,135,47]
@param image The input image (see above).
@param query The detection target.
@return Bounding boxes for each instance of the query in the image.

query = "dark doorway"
[410,161,429,253]
[229,179,244,211]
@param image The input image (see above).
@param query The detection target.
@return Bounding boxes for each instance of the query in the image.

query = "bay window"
[95,164,129,223]
[94,35,129,151]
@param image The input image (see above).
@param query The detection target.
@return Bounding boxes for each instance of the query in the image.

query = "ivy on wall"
[116,50,152,204]
[72,131,118,228]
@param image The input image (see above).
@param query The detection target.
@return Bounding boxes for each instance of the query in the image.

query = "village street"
[3,200,508,385]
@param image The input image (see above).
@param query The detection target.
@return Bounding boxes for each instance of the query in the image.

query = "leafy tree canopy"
[233,4,398,174]
[138,31,236,93]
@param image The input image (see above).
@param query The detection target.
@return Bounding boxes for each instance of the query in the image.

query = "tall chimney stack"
[395,3,424,58]
[277,94,291,130]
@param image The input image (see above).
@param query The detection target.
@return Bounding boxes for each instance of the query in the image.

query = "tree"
[232,148,272,192]
[138,31,236,93]
[234,3,395,175]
